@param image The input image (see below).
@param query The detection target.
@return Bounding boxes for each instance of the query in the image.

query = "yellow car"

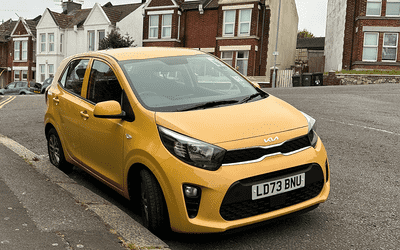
[44,47,330,234]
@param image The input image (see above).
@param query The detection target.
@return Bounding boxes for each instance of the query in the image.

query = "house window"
[382,33,398,61]
[362,33,379,61]
[60,34,63,53]
[40,64,45,82]
[14,70,20,81]
[162,14,172,38]
[14,41,20,60]
[239,9,251,36]
[236,51,249,76]
[49,33,54,52]
[149,15,159,39]
[22,70,28,80]
[386,0,400,16]
[49,64,54,78]
[88,31,95,51]
[22,41,28,60]
[98,30,105,46]
[223,10,236,36]
[40,34,46,52]
[221,51,233,66]
[366,0,381,16]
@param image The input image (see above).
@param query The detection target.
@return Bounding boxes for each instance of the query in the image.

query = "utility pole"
[271,0,282,88]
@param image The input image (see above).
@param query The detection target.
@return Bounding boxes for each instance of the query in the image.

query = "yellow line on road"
[0,96,16,109]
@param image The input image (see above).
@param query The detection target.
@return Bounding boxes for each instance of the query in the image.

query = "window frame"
[40,64,45,82]
[362,32,379,62]
[238,9,252,36]
[48,33,55,52]
[223,10,236,37]
[48,64,54,78]
[149,15,159,39]
[88,30,95,51]
[386,0,400,16]
[221,51,234,67]
[366,0,382,16]
[14,41,20,60]
[40,33,46,53]
[98,30,105,47]
[235,51,249,76]
[22,70,28,81]
[14,70,20,81]
[162,14,172,38]
[382,33,398,61]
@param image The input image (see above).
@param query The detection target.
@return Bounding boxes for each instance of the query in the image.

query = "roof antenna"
[15,13,20,18]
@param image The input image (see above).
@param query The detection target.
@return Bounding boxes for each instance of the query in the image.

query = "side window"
[87,60,122,104]
[16,82,25,88]
[59,59,89,96]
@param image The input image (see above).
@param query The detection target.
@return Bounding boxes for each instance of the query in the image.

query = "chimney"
[62,0,82,14]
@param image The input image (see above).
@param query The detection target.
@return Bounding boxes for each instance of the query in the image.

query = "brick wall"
[324,71,400,85]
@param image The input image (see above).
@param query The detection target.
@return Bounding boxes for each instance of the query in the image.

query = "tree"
[98,27,135,50]
[297,29,315,39]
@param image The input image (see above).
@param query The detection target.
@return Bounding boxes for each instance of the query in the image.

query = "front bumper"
[160,136,330,233]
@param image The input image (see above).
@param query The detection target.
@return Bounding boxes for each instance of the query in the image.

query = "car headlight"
[301,112,318,148]
[158,126,226,171]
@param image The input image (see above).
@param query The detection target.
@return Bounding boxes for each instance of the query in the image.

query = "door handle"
[80,111,89,120]
[53,96,60,105]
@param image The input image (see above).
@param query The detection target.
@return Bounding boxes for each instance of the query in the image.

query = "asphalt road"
[0,83,399,249]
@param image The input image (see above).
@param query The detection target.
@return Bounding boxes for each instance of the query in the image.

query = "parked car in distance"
[31,77,53,94]
[0,81,34,95]
[44,47,330,235]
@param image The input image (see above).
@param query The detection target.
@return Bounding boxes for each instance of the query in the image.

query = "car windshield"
[120,54,267,112]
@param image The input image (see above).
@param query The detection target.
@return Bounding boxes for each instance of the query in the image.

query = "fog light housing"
[325,160,330,182]
[183,184,202,219]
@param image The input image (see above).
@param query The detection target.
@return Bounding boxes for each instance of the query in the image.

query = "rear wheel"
[140,169,169,235]
[47,128,72,173]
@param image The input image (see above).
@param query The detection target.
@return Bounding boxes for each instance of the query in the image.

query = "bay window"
[221,51,233,66]
[382,33,398,61]
[40,64,45,82]
[362,33,379,61]
[239,9,251,36]
[49,64,54,78]
[149,15,159,39]
[162,14,172,38]
[14,41,20,60]
[223,10,236,36]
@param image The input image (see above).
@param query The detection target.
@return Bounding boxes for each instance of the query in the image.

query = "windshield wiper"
[239,92,262,104]
[179,100,239,111]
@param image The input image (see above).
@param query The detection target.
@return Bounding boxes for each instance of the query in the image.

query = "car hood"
[155,95,307,144]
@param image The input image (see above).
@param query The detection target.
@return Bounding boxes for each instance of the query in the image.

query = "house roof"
[296,37,325,50]
[0,16,40,42]
[48,2,142,29]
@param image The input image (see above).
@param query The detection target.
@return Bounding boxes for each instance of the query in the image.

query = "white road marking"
[321,118,400,136]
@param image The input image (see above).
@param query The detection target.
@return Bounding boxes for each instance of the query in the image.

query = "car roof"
[93,47,205,61]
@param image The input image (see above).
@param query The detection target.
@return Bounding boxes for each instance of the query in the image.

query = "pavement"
[0,129,170,250]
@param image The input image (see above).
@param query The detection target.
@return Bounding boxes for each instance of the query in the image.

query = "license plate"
[34,90,40,93]
[252,173,305,200]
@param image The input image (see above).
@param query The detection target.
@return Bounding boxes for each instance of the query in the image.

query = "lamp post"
[271,0,282,88]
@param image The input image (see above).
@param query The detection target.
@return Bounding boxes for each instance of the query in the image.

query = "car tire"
[47,128,72,173]
[140,169,169,235]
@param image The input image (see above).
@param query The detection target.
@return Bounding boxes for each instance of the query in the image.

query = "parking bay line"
[0,133,170,249]
[321,118,400,136]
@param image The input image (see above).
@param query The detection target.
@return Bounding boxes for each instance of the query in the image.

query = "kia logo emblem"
[264,137,279,143]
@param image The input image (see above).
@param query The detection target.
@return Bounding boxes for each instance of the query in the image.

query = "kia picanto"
[44,47,330,234]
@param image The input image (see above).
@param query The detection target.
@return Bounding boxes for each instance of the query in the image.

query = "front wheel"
[47,128,72,173]
[140,169,169,235]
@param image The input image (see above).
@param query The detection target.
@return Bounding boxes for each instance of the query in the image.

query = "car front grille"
[222,133,311,165]
[219,164,324,221]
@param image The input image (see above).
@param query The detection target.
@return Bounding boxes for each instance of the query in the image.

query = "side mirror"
[93,100,126,119]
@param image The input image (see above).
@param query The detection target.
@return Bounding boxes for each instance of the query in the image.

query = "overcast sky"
[1,0,328,37]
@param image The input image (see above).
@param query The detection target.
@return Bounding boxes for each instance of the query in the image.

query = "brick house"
[0,16,40,87]
[142,0,298,77]
[325,0,400,72]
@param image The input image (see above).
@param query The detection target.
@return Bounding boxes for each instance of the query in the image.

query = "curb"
[0,134,171,250]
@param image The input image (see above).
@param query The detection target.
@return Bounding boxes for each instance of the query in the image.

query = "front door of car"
[75,59,125,188]
[55,58,90,161]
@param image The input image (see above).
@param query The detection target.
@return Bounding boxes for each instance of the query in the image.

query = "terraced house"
[36,0,144,82]
[325,0,400,71]
[0,16,40,87]
[142,0,298,78]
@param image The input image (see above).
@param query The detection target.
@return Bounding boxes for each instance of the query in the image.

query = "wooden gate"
[276,69,293,88]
